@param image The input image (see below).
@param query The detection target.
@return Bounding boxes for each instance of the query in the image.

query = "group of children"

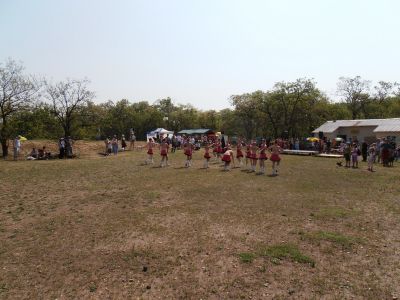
[144,138,282,176]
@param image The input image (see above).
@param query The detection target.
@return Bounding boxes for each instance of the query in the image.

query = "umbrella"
[18,135,28,141]
[306,137,319,142]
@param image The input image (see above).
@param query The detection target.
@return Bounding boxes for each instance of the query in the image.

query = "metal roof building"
[313,118,400,143]
[177,129,215,135]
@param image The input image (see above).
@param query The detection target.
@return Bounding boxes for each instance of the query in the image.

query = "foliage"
[3,58,400,143]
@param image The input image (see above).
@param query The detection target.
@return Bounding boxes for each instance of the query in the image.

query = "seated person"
[27,147,38,160]
[38,146,50,159]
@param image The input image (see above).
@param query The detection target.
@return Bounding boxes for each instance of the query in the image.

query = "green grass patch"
[259,244,315,267]
[238,252,256,263]
[304,231,359,249]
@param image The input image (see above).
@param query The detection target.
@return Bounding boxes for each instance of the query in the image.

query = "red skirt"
[250,153,257,159]
[236,150,243,158]
[184,150,192,157]
[270,153,281,162]
[259,153,267,160]
[217,147,223,153]
[222,154,231,162]
[204,153,211,159]
[246,151,251,158]
[147,149,153,155]
[161,149,167,156]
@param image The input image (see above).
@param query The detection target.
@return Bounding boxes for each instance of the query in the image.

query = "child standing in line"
[160,138,170,167]
[245,142,251,170]
[258,140,268,174]
[268,140,282,176]
[184,139,194,168]
[146,138,155,164]
[222,148,234,171]
[203,142,212,168]
[236,139,244,167]
[250,141,258,172]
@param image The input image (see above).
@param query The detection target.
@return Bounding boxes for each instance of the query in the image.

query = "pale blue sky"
[1,0,399,110]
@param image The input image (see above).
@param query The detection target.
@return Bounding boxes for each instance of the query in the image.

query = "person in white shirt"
[13,136,21,161]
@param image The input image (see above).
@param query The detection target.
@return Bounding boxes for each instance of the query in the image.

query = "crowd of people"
[143,136,283,176]
[10,130,399,175]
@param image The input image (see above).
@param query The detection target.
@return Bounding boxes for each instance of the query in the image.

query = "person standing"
[258,140,268,174]
[159,138,170,167]
[351,143,359,168]
[129,129,136,150]
[65,136,73,158]
[343,143,351,168]
[145,138,155,164]
[367,144,376,172]
[236,139,244,167]
[13,136,21,161]
[121,134,127,151]
[111,135,118,155]
[361,141,368,162]
[268,140,282,176]
[203,142,212,169]
[221,147,234,171]
[58,137,65,159]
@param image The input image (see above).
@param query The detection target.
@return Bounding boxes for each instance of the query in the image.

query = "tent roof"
[178,128,214,135]
[148,128,173,134]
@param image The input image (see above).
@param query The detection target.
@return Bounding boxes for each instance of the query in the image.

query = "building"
[177,129,215,136]
[312,118,400,143]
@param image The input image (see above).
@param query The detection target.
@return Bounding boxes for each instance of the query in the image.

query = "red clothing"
[222,154,231,162]
[160,149,167,156]
[236,149,243,158]
[147,149,153,155]
[270,153,281,162]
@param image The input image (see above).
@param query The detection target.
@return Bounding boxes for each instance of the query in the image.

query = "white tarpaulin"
[146,128,173,141]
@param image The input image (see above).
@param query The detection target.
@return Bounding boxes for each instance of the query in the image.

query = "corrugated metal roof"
[178,129,214,135]
[313,118,400,133]
[373,124,400,132]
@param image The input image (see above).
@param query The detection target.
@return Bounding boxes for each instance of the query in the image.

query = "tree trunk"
[1,138,8,158]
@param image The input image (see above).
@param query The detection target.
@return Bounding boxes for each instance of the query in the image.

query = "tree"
[0,59,40,157]
[44,79,94,137]
[337,76,371,119]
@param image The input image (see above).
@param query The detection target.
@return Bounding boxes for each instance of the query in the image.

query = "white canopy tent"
[146,128,174,141]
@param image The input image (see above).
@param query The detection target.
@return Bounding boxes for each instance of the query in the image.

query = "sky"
[1,0,400,110]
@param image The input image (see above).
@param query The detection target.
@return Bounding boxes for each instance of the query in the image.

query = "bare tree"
[45,79,94,137]
[373,81,394,103]
[337,76,371,119]
[0,59,40,157]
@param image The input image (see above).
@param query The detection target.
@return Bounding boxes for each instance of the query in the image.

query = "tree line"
[1,58,400,156]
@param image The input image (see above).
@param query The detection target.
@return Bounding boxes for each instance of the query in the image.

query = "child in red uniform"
[159,138,170,167]
[268,140,282,176]
[258,140,268,174]
[245,142,251,170]
[236,139,244,167]
[184,140,194,168]
[222,148,234,171]
[146,138,155,164]
[203,142,212,168]
[250,141,258,172]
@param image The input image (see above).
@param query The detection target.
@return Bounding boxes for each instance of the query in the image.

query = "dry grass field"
[0,141,399,299]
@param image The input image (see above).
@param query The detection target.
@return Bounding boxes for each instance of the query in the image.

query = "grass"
[0,140,399,299]
[238,252,256,263]
[303,231,360,249]
[260,244,315,267]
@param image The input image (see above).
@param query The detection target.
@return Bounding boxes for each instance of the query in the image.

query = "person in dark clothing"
[361,141,368,162]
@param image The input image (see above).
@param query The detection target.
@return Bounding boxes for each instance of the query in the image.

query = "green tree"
[0,59,40,157]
